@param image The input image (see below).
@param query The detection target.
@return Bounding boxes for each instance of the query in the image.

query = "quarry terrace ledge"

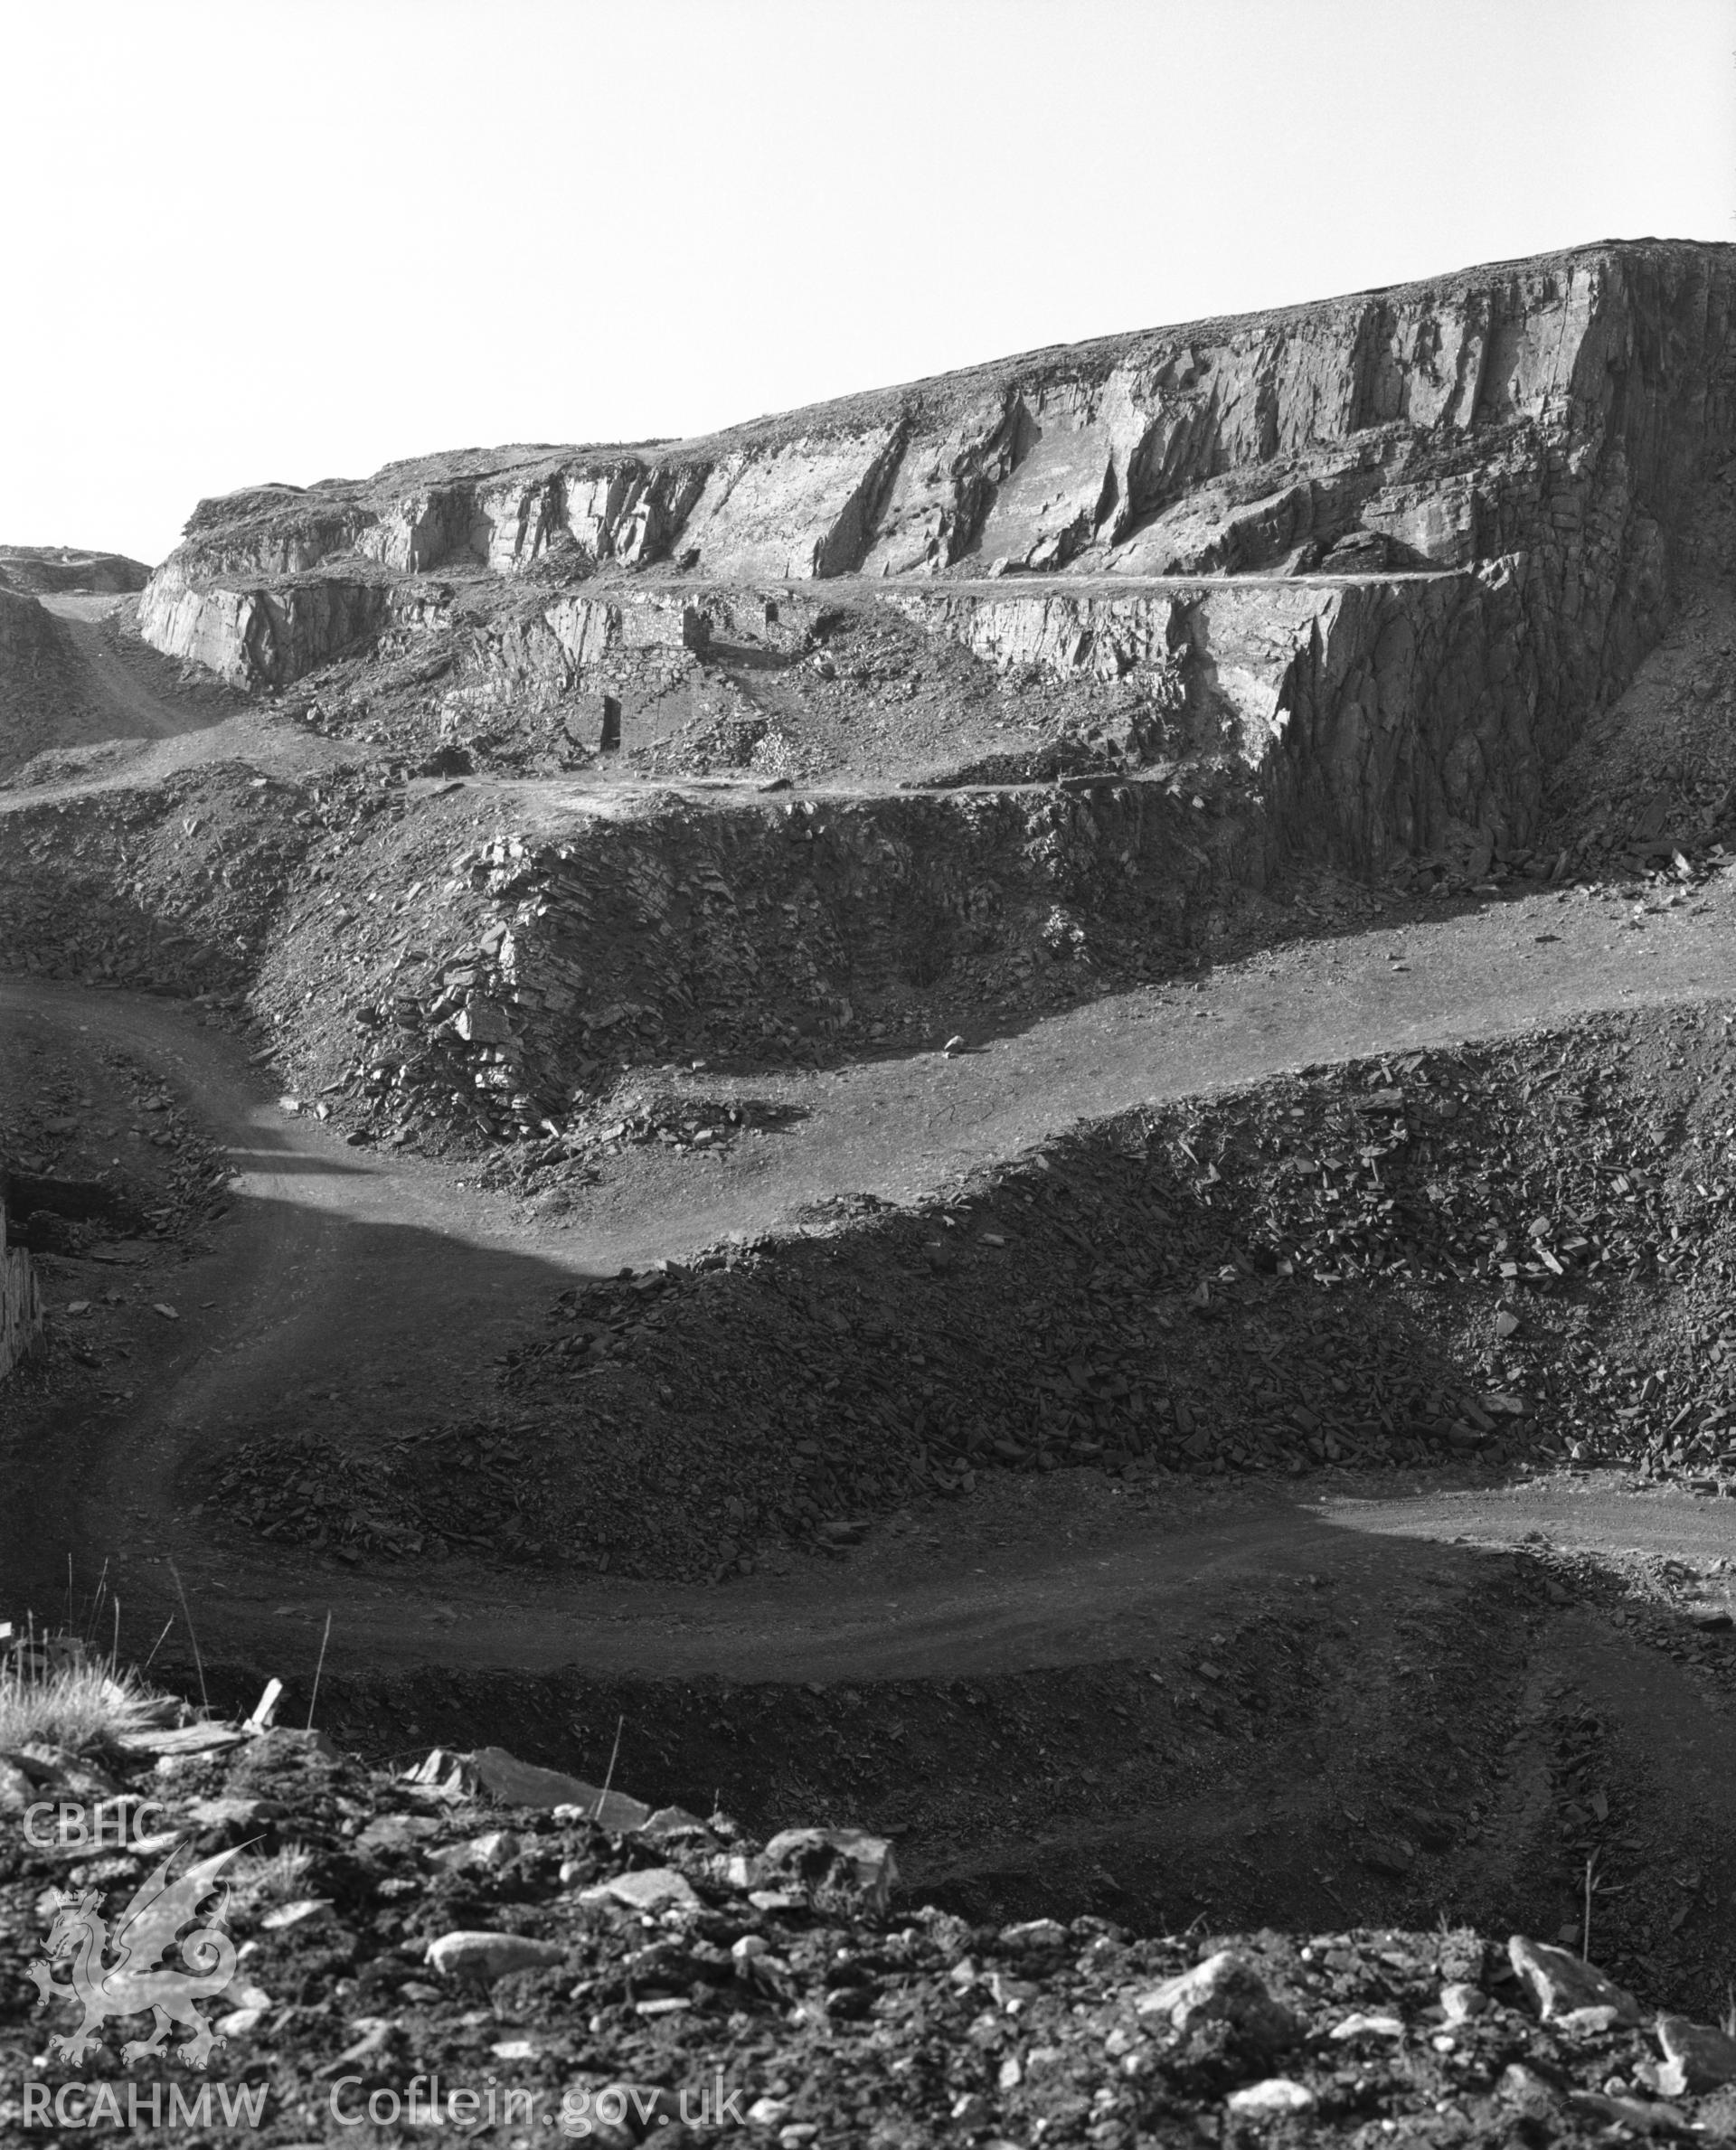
[577,570,1468,594]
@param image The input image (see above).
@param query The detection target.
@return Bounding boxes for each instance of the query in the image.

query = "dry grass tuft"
[227,1845,316,1917]
[0,1635,164,1754]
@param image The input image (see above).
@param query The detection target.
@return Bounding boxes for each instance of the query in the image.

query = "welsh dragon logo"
[27,1842,242,2069]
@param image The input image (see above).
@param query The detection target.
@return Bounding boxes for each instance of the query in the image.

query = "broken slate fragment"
[578,1866,700,1914]
[1574,2085,1690,2132]
[259,1899,331,1931]
[1136,1951,1297,2052]
[1226,2079,1316,2115]
[1332,2012,1406,2040]
[1496,2061,1566,2117]
[1440,1982,1490,2024]
[637,1806,717,1845]
[425,1930,566,1981]
[999,1919,1069,1952]
[462,1744,651,1831]
[427,1829,521,1874]
[356,1812,444,1854]
[1554,2004,1629,2036]
[454,997,514,1045]
[1656,2013,1736,2092]
[759,1827,899,1912]
[1508,1935,1641,2025]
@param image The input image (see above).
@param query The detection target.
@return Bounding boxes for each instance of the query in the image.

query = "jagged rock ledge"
[143,240,1731,607]
[132,240,1736,883]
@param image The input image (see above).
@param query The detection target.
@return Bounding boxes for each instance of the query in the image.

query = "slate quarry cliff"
[139,240,1735,877]
[8,240,1735,1163]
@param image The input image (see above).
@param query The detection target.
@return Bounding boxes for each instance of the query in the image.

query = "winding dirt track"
[7,853,1736,1686]
[36,600,190,740]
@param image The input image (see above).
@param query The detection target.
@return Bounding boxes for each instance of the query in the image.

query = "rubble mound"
[174,1005,1736,1582]
[5,1695,1736,2145]
[0,582,83,779]
[0,544,151,596]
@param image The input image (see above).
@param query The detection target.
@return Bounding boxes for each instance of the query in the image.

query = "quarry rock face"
[142,240,1732,599]
[134,241,1735,876]
[137,242,1730,594]
[139,566,401,690]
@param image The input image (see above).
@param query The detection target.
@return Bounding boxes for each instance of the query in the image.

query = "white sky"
[5,0,1731,566]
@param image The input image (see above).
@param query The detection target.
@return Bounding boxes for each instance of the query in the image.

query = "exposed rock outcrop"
[134,240,1735,882]
[139,567,404,691]
[145,240,1731,604]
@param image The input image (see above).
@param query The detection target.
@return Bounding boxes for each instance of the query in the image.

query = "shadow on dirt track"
[155,1480,1736,2011]
[10,965,1736,2001]
[5,886,1736,1694]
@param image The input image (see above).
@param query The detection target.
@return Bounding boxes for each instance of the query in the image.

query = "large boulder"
[758,1827,899,1912]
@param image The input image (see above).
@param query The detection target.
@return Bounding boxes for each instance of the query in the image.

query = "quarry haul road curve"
[7,866,1736,1686]
[32,595,239,759]
[33,599,186,740]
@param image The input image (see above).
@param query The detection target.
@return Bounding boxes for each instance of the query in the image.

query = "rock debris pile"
[5,1702,1736,2145]
[0,547,150,597]
[186,1004,1736,1583]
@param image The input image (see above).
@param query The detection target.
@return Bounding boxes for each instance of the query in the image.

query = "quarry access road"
[32,593,241,756]
[7,859,1736,1683]
[164,1474,1736,1685]
[591,567,1467,601]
